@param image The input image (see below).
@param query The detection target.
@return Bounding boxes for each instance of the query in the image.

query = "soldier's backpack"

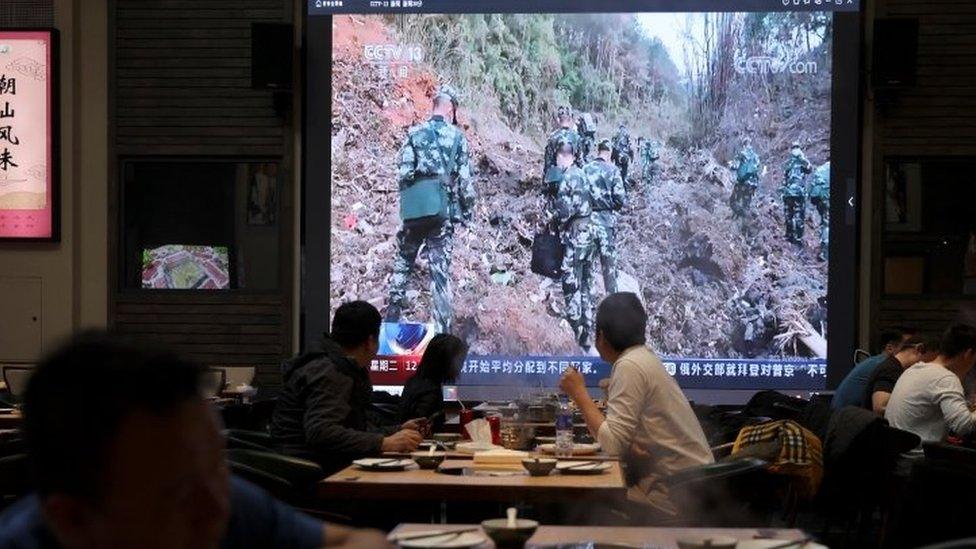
[399,126,461,223]
[579,113,597,136]
[531,230,563,279]
[737,151,759,181]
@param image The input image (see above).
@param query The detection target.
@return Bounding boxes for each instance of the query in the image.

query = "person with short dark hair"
[832,326,917,409]
[399,334,467,430]
[885,323,976,451]
[0,332,389,548]
[271,301,422,474]
[866,335,940,415]
[559,293,713,517]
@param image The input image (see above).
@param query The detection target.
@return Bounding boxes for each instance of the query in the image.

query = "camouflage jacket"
[781,152,812,197]
[735,146,761,184]
[584,158,625,214]
[612,132,631,156]
[808,161,830,200]
[543,127,582,178]
[554,165,591,231]
[641,142,660,162]
[398,115,475,222]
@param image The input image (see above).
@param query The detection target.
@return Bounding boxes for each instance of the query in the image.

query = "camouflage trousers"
[560,222,596,349]
[729,181,757,219]
[783,196,806,246]
[590,212,618,294]
[642,161,660,187]
[811,196,829,260]
[387,218,454,334]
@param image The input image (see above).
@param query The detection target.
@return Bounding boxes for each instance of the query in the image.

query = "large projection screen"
[304,0,860,396]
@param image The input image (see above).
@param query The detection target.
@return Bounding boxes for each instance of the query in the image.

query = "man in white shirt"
[885,323,976,453]
[559,292,713,517]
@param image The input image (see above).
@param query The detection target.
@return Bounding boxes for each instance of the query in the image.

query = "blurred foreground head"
[595,292,648,361]
[24,331,230,549]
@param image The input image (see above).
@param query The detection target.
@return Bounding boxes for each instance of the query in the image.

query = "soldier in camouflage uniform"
[808,161,830,261]
[552,139,595,350]
[729,137,761,220]
[584,139,626,295]
[781,141,812,247]
[576,112,597,162]
[610,124,633,184]
[640,138,661,187]
[386,86,476,334]
[543,106,582,185]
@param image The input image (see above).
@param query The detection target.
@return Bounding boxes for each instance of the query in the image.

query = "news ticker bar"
[309,0,859,15]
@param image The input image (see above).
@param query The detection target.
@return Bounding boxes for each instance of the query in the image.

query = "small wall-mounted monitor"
[141,244,231,290]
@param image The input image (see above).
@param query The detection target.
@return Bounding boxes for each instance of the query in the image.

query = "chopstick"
[761,537,813,549]
[561,461,600,470]
[389,527,480,542]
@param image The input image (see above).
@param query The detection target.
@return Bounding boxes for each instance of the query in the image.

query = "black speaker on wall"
[252,23,294,90]
[873,18,918,88]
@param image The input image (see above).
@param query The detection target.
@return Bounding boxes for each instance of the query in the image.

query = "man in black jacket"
[271,301,422,474]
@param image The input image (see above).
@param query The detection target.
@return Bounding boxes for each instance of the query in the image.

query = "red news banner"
[0,31,54,240]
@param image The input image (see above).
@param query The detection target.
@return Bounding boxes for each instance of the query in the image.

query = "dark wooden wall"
[873,0,976,341]
[109,0,296,386]
[0,1,53,26]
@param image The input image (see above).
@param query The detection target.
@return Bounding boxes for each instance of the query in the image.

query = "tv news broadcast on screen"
[304,0,860,397]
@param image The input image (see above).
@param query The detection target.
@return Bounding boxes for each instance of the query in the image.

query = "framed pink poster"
[0,30,59,241]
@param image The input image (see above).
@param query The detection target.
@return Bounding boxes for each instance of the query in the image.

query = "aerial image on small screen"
[329,12,831,386]
[141,245,230,290]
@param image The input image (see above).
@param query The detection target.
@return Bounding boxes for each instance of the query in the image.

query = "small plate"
[455,441,502,454]
[555,461,612,475]
[538,443,600,455]
[398,532,487,548]
[352,458,414,471]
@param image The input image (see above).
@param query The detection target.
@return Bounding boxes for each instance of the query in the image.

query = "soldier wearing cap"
[729,136,762,222]
[543,105,582,188]
[584,138,626,295]
[386,85,476,334]
[640,138,661,188]
[553,138,596,350]
[808,161,830,261]
[611,123,633,184]
[781,140,812,247]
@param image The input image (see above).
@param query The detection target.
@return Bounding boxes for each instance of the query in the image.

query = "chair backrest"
[216,366,256,389]
[201,368,227,398]
[1,366,35,398]
[854,349,870,364]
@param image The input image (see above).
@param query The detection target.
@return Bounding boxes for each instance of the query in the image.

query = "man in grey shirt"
[885,323,976,453]
[560,292,713,518]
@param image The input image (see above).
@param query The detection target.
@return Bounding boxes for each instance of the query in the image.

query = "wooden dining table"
[390,523,811,548]
[0,409,22,430]
[319,459,628,504]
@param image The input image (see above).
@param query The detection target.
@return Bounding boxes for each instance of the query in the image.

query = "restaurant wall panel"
[109,0,296,385]
[876,0,976,155]
[113,0,289,157]
[0,0,111,356]
[113,294,287,387]
[869,0,976,345]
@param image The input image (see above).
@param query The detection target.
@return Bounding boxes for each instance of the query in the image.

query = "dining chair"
[1,366,35,400]
[202,368,227,398]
